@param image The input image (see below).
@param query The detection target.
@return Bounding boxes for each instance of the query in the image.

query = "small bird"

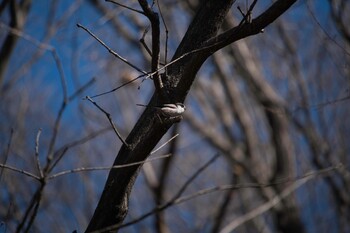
[137,103,186,117]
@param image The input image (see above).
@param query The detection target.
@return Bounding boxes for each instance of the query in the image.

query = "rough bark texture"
[86,0,297,232]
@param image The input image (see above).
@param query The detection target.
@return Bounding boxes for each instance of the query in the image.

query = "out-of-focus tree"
[0,0,349,233]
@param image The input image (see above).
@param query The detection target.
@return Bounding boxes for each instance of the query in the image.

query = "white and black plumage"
[137,103,186,117]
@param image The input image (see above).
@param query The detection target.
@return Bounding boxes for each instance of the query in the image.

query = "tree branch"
[203,0,297,54]
[85,96,129,148]
[138,0,163,94]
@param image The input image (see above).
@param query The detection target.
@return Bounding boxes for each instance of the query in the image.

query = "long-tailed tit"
[137,103,186,117]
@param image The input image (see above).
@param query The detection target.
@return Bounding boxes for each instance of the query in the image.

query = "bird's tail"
[136,103,148,107]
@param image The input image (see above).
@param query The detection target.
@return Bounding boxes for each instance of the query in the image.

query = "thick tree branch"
[165,0,235,100]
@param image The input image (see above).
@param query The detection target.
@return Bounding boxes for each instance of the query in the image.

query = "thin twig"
[48,154,172,180]
[85,96,129,147]
[48,126,111,173]
[53,49,68,102]
[0,22,54,51]
[140,26,153,56]
[46,78,97,173]
[151,133,179,154]
[309,95,350,110]
[77,23,147,74]
[24,185,45,233]
[156,0,169,66]
[88,75,143,98]
[306,2,350,57]
[291,94,350,113]
[0,164,41,181]
[16,183,45,233]
[237,6,246,18]
[34,129,44,179]
[45,100,66,166]
[0,128,13,182]
[46,51,69,168]
[138,0,163,92]
[68,77,96,101]
[106,0,145,15]
[172,154,221,200]
[237,0,258,26]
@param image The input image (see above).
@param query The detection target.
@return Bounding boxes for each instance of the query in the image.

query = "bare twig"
[306,2,350,56]
[0,164,40,181]
[106,0,144,15]
[204,0,297,52]
[151,126,178,232]
[140,26,153,56]
[309,95,350,110]
[24,185,44,233]
[48,154,172,180]
[0,128,13,182]
[156,0,169,65]
[291,94,350,113]
[85,96,129,147]
[0,22,54,51]
[68,77,96,101]
[328,0,350,44]
[89,75,143,98]
[138,0,163,93]
[54,50,68,102]
[210,174,236,233]
[45,98,66,166]
[48,126,111,173]
[77,23,147,74]
[34,129,43,179]
[151,133,179,154]
[237,6,246,19]
[237,0,258,26]
[46,78,96,172]
[16,183,45,233]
